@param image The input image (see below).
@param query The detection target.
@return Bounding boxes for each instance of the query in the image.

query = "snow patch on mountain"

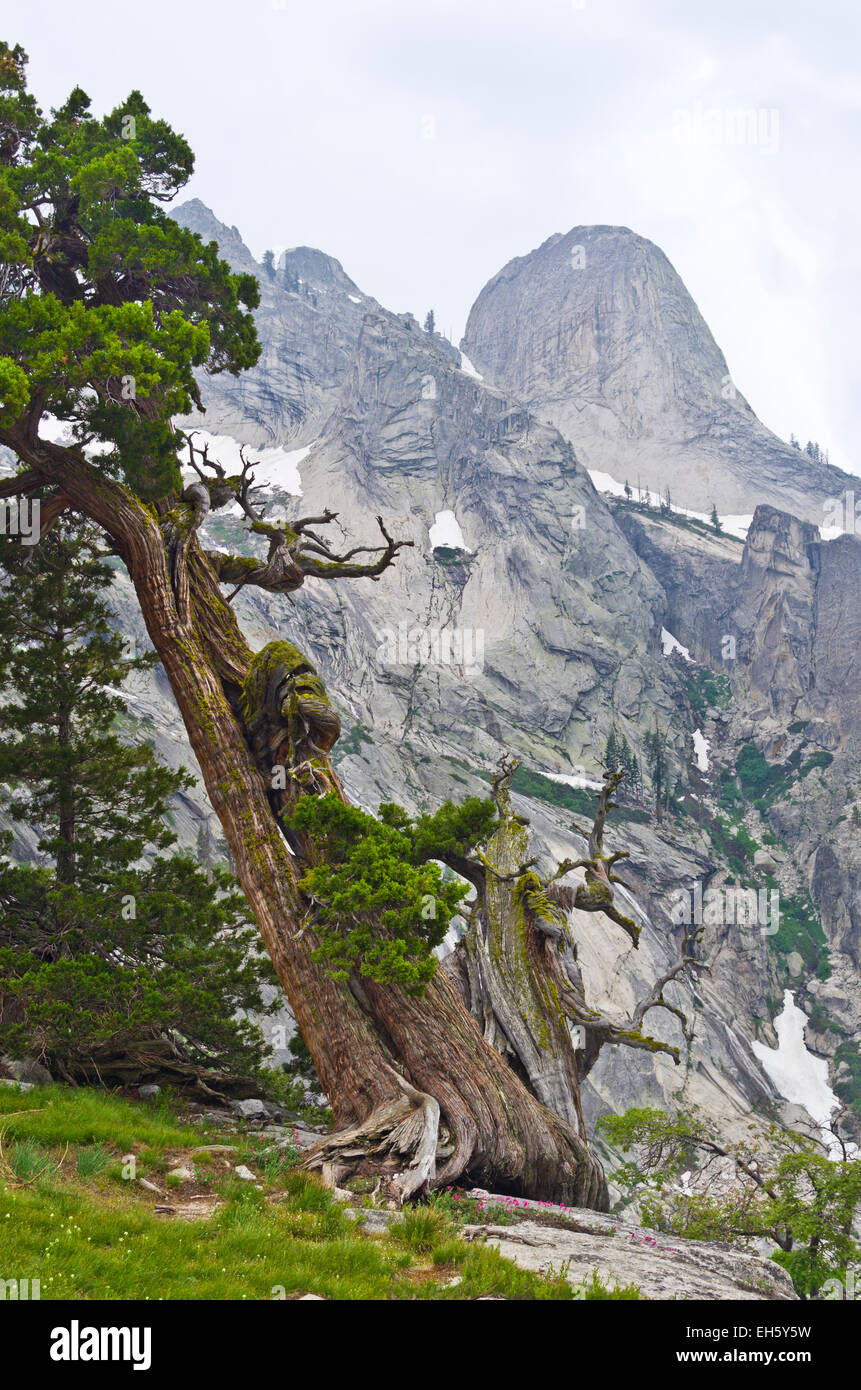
[661,627,692,661]
[429,510,471,552]
[543,770,604,792]
[751,991,858,1158]
[692,729,710,772]
[458,352,483,381]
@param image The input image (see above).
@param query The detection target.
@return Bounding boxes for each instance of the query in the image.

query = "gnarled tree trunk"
[444,769,698,1151]
[12,440,608,1208]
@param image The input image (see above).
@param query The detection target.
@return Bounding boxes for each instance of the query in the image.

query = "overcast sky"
[6,0,860,474]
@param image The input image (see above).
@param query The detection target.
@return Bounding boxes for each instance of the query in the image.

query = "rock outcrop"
[461,1204,796,1301]
[462,226,854,522]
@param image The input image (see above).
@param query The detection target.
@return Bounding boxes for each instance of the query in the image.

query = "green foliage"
[772,894,831,979]
[603,726,643,802]
[833,1041,861,1121]
[0,45,259,498]
[508,765,651,825]
[391,1206,450,1253]
[573,1269,643,1300]
[767,1148,861,1295]
[7,1136,52,1182]
[0,524,272,1076]
[393,795,498,866]
[805,1004,841,1038]
[75,1144,110,1178]
[510,765,594,817]
[334,723,372,759]
[679,665,732,722]
[286,793,497,993]
[598,1106,706,1170]
[643,719,672,819]
[736,742,833,811]
[706,816,760,876]
[599,1106,861,1297]
[717,767,743,810]
[736,743,787,803]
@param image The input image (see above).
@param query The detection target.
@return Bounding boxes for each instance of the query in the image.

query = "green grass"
[0,1084,199,1152]
[0,1086,598,1300]
[390,1206,451,1253]
[6,1136,54,1182]
[75,1144,110,1178]
[572,1269,643,1300]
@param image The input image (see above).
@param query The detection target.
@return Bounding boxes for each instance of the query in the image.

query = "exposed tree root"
[302,1067,440,1204]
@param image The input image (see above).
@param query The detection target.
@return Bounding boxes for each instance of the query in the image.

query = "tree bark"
[444,769,694,1143]
[8,438,608,1208]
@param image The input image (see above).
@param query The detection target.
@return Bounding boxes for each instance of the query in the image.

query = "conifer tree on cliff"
[0,521,273,1085]
[0,45,680,1205]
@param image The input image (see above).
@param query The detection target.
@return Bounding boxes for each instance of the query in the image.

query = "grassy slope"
[0,1086,639,1301]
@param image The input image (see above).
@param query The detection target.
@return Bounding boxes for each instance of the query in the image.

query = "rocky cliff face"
[172,199,387,447]
[462,226,854,523]
[161,205,856,1153]
[612,497,861,1108]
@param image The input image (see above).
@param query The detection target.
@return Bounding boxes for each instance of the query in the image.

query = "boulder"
[342,1207,403,1234]
[460,1206,796,1301]
[2,1055,53,1086]
[229,1098,268,1122]
[165,1163,196,1184]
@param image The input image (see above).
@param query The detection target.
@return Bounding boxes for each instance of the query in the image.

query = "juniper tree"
[0,521,272,1083]
[0,45,610,1204]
